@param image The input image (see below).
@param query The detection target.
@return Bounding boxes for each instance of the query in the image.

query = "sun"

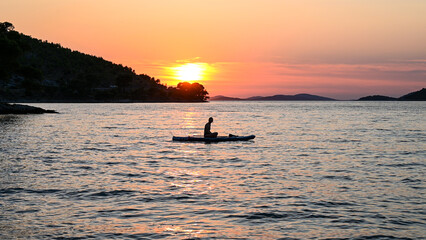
[172,63,207,81]
[165,62,215,85]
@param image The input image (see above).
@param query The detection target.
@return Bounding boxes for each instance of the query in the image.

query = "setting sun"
[171,63,208,82]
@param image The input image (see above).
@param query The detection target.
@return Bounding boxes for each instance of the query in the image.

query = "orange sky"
[1,0,425,99]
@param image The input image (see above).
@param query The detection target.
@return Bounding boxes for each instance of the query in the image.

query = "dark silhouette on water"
[211,93,335,101]
[358,95,397,101]
[172,117,253,142]
[0,103,57,114]
[358,88,426,101]
[204,117,218,138]
[399,88,426,101]
[172,134,255,142]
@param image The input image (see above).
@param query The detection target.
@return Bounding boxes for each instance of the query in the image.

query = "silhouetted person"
[204,117,218,138]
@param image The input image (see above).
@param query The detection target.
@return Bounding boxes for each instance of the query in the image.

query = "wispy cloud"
[272,62,426,83]
[176,57,201,63]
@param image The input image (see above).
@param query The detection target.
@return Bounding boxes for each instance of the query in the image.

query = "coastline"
[0,103,58,114]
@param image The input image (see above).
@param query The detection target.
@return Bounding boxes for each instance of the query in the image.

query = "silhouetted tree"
[17,66,43,96]
[0,37,22,79]
[0,22,14,33]
[18,66,42,80]
[176,82,209,101]
[188,82,209,101]
[115,74,133,93]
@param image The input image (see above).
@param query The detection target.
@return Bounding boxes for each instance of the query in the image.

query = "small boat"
[172,135,255,142]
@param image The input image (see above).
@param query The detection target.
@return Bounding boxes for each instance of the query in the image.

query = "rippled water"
[0,102,425,239]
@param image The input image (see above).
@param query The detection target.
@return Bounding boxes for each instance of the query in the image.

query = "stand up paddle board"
[172,135,255,142]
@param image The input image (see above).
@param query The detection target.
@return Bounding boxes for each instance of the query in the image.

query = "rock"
[0,103,58,114]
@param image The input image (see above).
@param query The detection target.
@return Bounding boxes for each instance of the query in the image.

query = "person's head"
[208,117,213,123]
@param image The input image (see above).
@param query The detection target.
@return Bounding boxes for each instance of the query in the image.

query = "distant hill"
[253,94,335,101]
[210,95,243,101]
[0,22,208,102]
[357,88,426,101]
[358,95,397,101]
[245,96,265,100]
[399,88,426,101]
[211,93,335,101]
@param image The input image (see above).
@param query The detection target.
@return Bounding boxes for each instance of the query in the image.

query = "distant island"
[358,88,426,101]
[0,22,208,103]
[212,89,426,101]
[211,93,336,101]
[358,95,397,101]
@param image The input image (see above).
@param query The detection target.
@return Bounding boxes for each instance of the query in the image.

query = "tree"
[115,74,133,92]
[0,38,22,79]
[18,66,42,80]
[0,22,14,33]
[176,82,209,101]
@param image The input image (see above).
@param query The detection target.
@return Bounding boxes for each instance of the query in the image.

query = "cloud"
[268,61,426,83]
[176,57,202,63]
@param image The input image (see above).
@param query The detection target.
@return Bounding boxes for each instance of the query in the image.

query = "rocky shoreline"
[0,103,58,114]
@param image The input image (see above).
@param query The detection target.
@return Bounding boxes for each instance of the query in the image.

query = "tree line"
[0,22,209,102]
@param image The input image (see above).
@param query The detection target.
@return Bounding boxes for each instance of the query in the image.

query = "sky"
[1,0,425,99]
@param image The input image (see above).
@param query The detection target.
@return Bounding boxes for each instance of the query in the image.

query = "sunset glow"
[1,1,425,238]
[172,63,206,81]
[164,62,215,86]
[1,0,425,99]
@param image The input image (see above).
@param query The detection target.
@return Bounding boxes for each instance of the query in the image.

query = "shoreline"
[0,103,58,114]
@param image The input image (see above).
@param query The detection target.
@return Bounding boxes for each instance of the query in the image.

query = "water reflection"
[0,102,425,239]
[0,115,23,128]
[181,109,202,135]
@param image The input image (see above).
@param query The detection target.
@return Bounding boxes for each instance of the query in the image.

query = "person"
[204,117,218,138]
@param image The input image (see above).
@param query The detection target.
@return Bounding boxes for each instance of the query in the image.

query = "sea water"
[0,101,425,239]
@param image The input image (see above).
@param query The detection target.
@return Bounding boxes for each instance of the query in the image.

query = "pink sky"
[1,0,425,99]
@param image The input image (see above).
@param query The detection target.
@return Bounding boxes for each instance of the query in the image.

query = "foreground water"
[0,102,425,239]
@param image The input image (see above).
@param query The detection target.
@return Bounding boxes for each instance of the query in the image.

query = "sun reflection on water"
[1,102,425,239]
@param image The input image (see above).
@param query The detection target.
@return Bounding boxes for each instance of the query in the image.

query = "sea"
[0,101,425,239]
